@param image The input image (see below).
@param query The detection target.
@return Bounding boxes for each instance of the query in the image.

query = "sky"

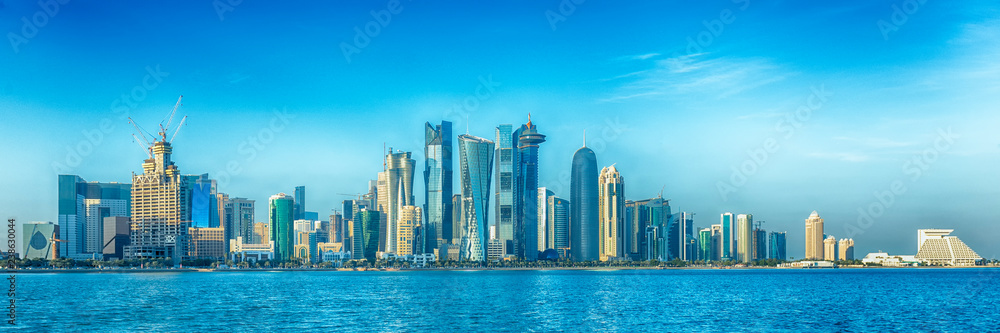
[1,0,998,259]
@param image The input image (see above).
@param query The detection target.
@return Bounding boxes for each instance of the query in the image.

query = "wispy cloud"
[833,136,915,149]
[736,112,786,120]
[807,152,871,163]
[600,53,788,102]
[617,53,661,62]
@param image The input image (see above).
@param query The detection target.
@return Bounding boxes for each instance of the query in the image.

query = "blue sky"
[1,0,998,259]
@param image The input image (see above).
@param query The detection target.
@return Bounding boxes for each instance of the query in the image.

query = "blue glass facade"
[570,146,598,261]
[459,134,494,262]
[769,231,787,260]
[189,175,218,228]
[515,119,545,260]
[353,209,380,262]
[57,174,131,259]
[721,213,734,261]
[495,124,514,254]
[294,186,305,220]
[424,121,453,253]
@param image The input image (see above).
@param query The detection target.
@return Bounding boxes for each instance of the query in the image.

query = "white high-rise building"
[537,187,553,251]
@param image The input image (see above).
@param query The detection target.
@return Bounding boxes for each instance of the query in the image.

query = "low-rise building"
[861,252,919,267]
[230,236,274,262]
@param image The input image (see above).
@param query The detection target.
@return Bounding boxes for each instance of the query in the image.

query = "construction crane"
[158,95,185,143]
[128,117,154,158]
[337,193,366,200]
[128,95,187,158]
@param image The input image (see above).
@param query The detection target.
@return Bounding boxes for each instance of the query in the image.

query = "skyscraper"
[720,212,735,261]
[839,238,855,261]
[515,117,546,260]
[631,197,671,261]
[186,174,219,229]
[668,211,694,261]
[269,193,295,261]
[353,209,380,262]
[710,224,722,261]
[378,149,415,254]
[423,121,453,255]
[57,175,131,259]
[495,124,515,254]
[548,195,570,258]
[538,188,553,251]
[125,138,189,265]
[698,228,712,261]
[451,194,463,246]
[397,205,422,256]
[753,228,767,261]
[458,134,495,262]
[769,231,787,260]
[598,165,625,261]
[824,235,837,261]
[225,197,254,252]
[293,186,305,221]
[330,211,344,243]
[805,211,824,260]
[570,139,599,261]
[736,214,753,263]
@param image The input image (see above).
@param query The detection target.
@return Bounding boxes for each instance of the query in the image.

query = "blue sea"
[8,268,1000,331]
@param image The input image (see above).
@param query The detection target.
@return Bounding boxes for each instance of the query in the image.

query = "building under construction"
[123,97,190,265]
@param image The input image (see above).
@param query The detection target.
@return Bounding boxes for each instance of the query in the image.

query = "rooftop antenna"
[466,114,470,135]
[583,129,587,148]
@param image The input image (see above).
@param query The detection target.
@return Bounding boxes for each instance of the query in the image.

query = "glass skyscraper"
[186,174,219,229]
[698,228,713,261]
[514,118,545,260]
[668,211,694,261]
[495,124,514,255]
[458,134,494,262]
[424,121,453,255]
[631,197,670,261]
[548,196,570,258]
[769,231,787,260]
[353,209,380,262]
[720,212,734,261]
[269,193,295,261]
[57,174,131,260]
[570,142,598,261]
[293,186,305,221]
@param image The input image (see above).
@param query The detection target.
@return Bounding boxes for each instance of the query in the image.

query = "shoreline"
[9,265,1000,273]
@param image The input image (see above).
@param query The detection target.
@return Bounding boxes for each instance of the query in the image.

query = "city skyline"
[2,1,999,260]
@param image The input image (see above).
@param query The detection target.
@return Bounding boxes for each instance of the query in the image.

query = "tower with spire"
[514,114,547,260]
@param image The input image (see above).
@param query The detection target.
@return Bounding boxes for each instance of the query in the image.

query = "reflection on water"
[12,268,1000,331]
